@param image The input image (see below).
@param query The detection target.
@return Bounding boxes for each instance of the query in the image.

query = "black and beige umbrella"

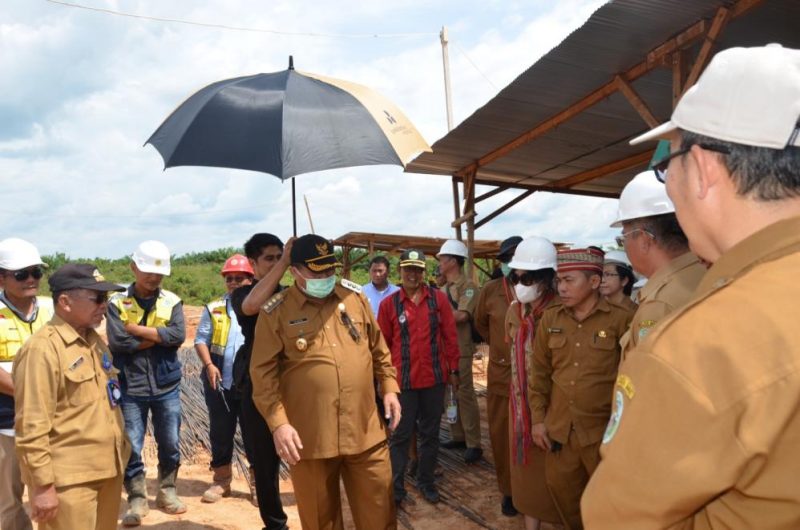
[146,57,431,233]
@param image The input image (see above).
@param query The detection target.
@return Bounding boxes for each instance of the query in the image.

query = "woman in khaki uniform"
[599,251,637,313]
[504,237,561,530]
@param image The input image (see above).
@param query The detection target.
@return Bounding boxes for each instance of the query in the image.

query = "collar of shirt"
[367,282,394,295]
[554,295,611,321]
[696,215,800,296]
[0,292,39,323]
[398,285,431,304]
[638,252,702,302]
[288,282,350,308]
[51,314,98,346]
[127,283,162,300]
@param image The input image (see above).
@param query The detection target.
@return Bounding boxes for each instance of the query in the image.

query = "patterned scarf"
[510,291,554,465]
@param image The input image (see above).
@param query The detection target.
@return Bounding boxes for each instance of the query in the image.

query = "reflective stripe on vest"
[205,298,231,356]
[110,290,180,330]
[0,296,54,362]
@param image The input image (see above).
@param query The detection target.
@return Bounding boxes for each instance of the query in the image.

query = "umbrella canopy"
[146,59,431,180]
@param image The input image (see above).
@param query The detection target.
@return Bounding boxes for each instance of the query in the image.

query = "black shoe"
[441,440,467,449]
[419,485,440,504]
[464,447,483,464]
[501,495,518,516]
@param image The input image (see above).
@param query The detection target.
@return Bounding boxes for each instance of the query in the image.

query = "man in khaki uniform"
[582,44,800,529]
[474,236,521,516]
[13,264,130,530]
[250,234,401,530]
[610,171,706,360]
[437,239,483,463]
[529,248,633,530]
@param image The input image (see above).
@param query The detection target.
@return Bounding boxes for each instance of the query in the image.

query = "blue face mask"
[500,263,512,277]
[302,274,336,298]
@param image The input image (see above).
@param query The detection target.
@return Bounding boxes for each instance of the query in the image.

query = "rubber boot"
[155,467,187,514]
[122,474,150,527]
[201,464,232,503]
[247,466,259,508]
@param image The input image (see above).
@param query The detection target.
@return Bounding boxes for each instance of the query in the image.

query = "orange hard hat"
[221,254,254,276]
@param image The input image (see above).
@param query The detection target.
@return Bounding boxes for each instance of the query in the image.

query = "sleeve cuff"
[531,409,546,424]
[26,462,55,489]
[266,408,290,433]
[379,377,400,395]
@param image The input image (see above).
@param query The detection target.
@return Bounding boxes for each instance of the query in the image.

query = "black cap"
[290,234,339,272]
[498,236,523,260]
[48,263,125,293]
[399,249,426,268]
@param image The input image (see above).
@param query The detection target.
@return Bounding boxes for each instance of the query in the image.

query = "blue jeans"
[121,386,182,481]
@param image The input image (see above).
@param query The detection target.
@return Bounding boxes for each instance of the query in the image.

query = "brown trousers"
[486,392,511,495]
[40,474,123,530]
[0,434,32,530]
[290,441,396,530]
[544,430,600,530]
[448,355,482,448]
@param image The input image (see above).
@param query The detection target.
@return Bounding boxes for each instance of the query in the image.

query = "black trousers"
[389,384,446,495]
[202,371,253,467]
[240,385,288,530]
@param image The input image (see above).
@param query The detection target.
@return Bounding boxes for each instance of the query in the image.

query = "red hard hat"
[221,254,254,276]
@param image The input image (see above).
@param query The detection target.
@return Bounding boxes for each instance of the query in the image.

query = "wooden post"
[452,176,462,240]
[464,170,477,280]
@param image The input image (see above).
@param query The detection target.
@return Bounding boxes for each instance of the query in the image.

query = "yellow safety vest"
[109,289,181,329]
[0,296,54,362]
[205,298,232,356]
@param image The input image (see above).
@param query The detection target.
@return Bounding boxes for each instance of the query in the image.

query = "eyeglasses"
[509,271,537,286]
[652,143,731,183]
[10,267,44,282]
[602,272,620,278]
[260,253,282,262]
[224,275,249,283]
[72,292,109,305]
[615,228,652,248]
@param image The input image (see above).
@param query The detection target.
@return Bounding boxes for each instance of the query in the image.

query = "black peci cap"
[290,234,339,272]
[399,249,426,268]
[48,263,125,293]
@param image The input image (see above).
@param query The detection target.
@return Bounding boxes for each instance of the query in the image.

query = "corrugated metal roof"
[407,0,800,197]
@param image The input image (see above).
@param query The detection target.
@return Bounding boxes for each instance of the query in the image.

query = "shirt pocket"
[63,360,100,406]
[547,334,567,352]
[282,325,319,359]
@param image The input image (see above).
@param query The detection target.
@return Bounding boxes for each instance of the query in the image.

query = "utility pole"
[441,26,462,242]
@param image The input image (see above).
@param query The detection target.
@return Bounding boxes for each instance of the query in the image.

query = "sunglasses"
[72,292,109,305]
[509,271,537,286]
[10,267,44,282]
[652,143,730,183]
[224,275,249,283]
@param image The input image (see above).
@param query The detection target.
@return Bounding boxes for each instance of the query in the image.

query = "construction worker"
[583,44,800,529]
[13,264,129,530]
[106,240,186,526]
[437,239,482,463]
[0,238,53,530]
[529,248,633,530]
[194,254,254,503]
[504,237,561,530]
[611,171,706,361]
[250,234,401,529]
[473,235,522,516]
[599,250,637,312]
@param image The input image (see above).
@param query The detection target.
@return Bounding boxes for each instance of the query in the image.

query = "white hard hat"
[604,250,631,267]
[507,237,557,271]
[132,240,171,276]
[0,238,45,271]
[436,239,468,259]
[610,171,675,228]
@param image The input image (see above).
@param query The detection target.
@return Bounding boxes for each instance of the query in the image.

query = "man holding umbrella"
[250,234,401,529]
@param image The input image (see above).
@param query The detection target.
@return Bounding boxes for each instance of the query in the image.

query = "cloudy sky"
[1,0,620,259]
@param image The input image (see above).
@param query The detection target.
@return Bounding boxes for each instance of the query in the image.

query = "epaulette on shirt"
[340,278,362,294]
[263,291,286,314]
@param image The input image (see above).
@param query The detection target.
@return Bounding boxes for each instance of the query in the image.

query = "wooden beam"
[451,177,462,240]
[672,50,689,108]
[475,189,536,229]
[471,259,492,278]
[451,210,475,228]
[475,185,510,203]
[615,75,659,128]
[548,150,654,189]
[682,6,730,94]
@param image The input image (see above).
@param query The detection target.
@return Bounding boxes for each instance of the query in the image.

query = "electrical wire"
[452,40,498,91]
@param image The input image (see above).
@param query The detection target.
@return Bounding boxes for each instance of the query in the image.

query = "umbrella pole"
[292,178,297,236]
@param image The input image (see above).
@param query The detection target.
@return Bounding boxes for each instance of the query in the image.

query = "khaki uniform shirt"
[620,252,706,360]
[582,216,800,529]
[444,273,479,357]
[529,298,632,447]
[474,277,514,396]
[250,283,400,460]
[12,315,130,488]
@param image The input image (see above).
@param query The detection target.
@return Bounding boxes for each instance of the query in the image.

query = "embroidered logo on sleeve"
[602,390,625,444]
[616,374,635,399]
[638,319,657,340]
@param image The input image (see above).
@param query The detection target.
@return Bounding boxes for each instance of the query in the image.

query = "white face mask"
[514,283,542,304]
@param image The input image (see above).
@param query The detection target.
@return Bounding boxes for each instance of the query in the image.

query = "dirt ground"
[49,306,562,529]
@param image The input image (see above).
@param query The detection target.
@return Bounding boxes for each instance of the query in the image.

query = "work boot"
[201,464,232,503]
[155,467,187,514]
[122,473,150,527]
[247,466,259,507]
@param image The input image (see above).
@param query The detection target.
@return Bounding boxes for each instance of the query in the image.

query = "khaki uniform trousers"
[448,355,482,448]
[486,392,511,495]
[290,441,396,530]
[0,433,32,530]
[39,474,123,530]
[545,430,600,530]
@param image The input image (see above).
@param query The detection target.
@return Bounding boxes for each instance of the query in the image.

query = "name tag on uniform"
[289,318,308,326]
[547,327,562,334]
[68,356,85,371]
[107,379,122,407]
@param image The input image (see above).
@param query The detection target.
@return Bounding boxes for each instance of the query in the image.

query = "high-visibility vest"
[109,289,181,328]
[0,296,54,362]
[205,298,231,356]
